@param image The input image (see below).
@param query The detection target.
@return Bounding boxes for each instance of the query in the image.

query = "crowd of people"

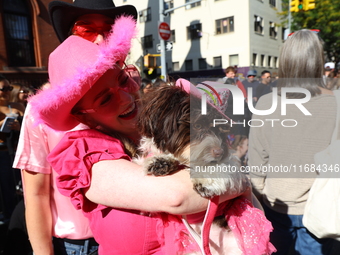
[0,75,30,254]
[0,0,340,255]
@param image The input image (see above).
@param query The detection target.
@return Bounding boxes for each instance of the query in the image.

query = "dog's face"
[189,95,230,165]
[138,84,230,164]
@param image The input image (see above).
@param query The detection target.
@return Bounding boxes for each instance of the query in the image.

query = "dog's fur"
[135,84,247,198]
[134,84,249,254]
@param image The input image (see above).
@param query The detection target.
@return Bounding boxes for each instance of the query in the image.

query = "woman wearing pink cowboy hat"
[29,16,240,255]
[15,1,137,254]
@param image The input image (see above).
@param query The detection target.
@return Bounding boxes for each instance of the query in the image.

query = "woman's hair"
[230,135,248,151]
[278,29,325,97]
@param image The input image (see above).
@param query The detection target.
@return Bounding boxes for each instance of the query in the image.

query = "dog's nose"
[212,148,224,159]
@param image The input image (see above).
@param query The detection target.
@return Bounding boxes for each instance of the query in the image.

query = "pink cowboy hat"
[30,15,137,131]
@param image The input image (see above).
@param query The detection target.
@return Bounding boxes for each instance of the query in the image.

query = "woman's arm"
[23,170,54,255]
[86,159,247,215]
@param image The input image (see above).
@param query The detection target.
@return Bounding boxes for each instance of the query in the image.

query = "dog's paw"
[192,178,227,198]
[193,182,217,198]
[146,156,180,176]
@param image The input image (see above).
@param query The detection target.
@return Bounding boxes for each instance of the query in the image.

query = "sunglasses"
[71,22,112,42]
[78,63,140,114]
[0,86,13,92]
[288,29,320,37]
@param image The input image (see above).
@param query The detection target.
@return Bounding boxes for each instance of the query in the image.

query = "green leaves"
[281,0,340,64]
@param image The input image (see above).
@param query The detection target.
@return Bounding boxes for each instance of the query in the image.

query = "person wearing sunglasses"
[248,29,336,255]
[9,83,30,108]
[256,70,272,100]
[242,70,260,103]
[13,1,137,255]
[0,74,25,225]
[49,0,137,43]
[29,16,242,255]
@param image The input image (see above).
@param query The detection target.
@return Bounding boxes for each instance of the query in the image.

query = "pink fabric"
[13,104,93,239]
[202,196,220,255]
[225,198,277,255]
[156,213,201,255]
[185,200,230,224]
[185,197,276,255]
[47,129,163,255]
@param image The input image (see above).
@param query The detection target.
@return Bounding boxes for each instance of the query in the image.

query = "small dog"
[134,82,249,255]
[135,83,248,198]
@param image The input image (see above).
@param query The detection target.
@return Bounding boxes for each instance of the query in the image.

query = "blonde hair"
[278,29,325,98]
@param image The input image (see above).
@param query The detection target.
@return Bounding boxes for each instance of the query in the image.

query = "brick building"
[0,0,72,90]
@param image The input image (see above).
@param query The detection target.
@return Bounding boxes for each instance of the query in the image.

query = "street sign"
[157,42,173,52]
[166,41,173,51]
[158,22,171,41]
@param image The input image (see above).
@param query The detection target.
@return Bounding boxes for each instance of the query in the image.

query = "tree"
[280,0,340,65]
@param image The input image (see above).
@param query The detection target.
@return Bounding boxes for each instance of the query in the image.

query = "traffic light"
[144,54,158,68]
[143,54,161,78]
[303,0,315,11]
[291,0,315,12]
[290,0,301,12]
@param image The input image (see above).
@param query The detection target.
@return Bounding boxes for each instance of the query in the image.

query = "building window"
[274,57,278,68]
[254,15,263,34]
[253,53,258,66]
[213,56,222,68]
[139,7,151,23]
[170,30,176,42]
[268,56,272,68]
[142,35,153,49]
[3,0,35,67]
[185,59,193,71]
[198,58,207,70]
[229,54,239,66]
[261,54,265,67]
[282,27,287,40]
[216,16,234,34]
[172,61,180,71]
[269,22,277,39]
[269,0,276,7]
[164,0,174,14]
[185,0,201,9]
[187,23,202,40]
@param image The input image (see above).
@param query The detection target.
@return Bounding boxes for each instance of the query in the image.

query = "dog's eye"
[194,123,202,130]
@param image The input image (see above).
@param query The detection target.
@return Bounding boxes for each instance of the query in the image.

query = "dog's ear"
[138,85,190,154]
